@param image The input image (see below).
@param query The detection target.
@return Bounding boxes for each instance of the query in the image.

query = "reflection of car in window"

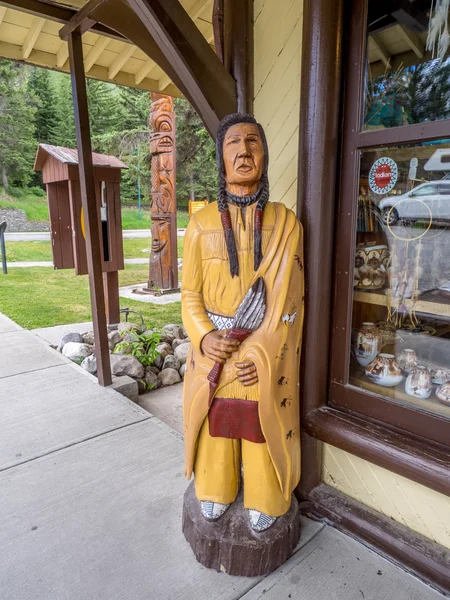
[379,181,450,225]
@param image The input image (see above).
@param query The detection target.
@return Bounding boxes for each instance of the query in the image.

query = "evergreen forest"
[0,58,217,207]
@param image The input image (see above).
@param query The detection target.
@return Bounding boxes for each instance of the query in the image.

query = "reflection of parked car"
[379,181,450,225]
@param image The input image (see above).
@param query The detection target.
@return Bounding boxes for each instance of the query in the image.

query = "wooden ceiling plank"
[135,59,153,84]
[0,6,7,26]
[369,34,391,69]
[158,73,171,91]
[108,44,135,79]
[85,35,109,72]
[22,15,44,58]
[55,40,68,67]
[189,0,211,20]
[398,24,424,59]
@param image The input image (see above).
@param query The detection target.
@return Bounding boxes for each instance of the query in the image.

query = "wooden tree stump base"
[182,481,301,577]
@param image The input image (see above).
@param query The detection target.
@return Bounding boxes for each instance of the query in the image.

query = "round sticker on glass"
[369,157,398,194]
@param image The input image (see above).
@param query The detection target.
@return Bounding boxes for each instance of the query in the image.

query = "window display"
[350,143,450,419]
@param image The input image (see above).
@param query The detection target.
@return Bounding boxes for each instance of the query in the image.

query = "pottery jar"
[431,367,450,385]
[354,322,382,367]
[397,348,418,375]
[365,353,403,387]
[436,382,450,406]
[405,366,432,399]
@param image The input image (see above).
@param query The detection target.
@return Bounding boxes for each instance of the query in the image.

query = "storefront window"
[364,0,450,131]
[350,141,450,419]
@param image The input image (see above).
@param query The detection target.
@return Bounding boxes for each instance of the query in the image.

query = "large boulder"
[148,365,160,376]
[174,342,191,365]
[159,368,181,386]
[154,354,164,370]
[118,321,140,335]
[108,330,121,348]
[80,354,97,374]
[163,354,181,371]
[155,342,173,358]
[172,338,190,351]
[58,332,83,352]
[62,342,93,362]
[110,354,144,378]
[163,324,184,340]
[121,332,140,343]
[159,334,175,345]
[81,331,95,346]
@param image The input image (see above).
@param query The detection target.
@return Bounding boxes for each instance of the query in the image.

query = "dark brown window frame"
[328,0,450,450]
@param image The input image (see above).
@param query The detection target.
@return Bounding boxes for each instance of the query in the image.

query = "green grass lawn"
[0,264,181,330]
[5,237,184,262]
[0,187,190,230]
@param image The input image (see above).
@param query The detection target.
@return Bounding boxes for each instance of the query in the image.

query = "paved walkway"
[7,258,151,267]
[1,312,447,600]
[4,229,186,242]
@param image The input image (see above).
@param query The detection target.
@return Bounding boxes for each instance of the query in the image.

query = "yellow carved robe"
[182,200,304,501]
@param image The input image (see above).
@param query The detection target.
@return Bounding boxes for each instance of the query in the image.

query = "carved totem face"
[151,218,170,254]
[222,123,264,187]
[149,95,175,156]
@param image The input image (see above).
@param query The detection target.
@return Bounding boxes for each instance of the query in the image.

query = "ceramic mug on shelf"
[436,382,450,406]
[430,367,450,385]
[397,348,418,375]
[354,322,382,367]
[354,244,389,290]
[405,365,432,399]
[365,353,403,387]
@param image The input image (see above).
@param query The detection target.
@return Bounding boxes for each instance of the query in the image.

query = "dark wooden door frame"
[296,0,345,499]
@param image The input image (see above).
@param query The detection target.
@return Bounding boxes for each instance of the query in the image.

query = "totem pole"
[148,93,178,292]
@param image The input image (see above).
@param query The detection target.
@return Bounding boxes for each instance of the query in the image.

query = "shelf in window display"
[354,288,450,319]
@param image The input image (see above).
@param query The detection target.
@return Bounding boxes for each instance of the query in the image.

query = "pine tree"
[0,59,37,188]
[53,72,76,147]
[27,67,57,144]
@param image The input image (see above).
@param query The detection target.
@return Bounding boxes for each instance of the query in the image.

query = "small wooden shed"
[34,144,127,276]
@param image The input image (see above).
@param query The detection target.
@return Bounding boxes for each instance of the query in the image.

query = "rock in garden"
[159,368,181,386]
[108,330,121,347]
[172,338,190,351]
[142,329,155,337]
[112,342,132,355]
[181,327,188,339]
[155,342,173,358]
[160,334,174,345]
[135,379,146,395]
[154,354,164,370]
[62,342,93,362]
[110,354,144,378]
[163,324,184,340]
[82,331,95,346]
[143,367,160,390]
[118,322,140,334]
[179,364,187,378]
[174,342,191,364]
[122,332,140,343]
[163,354,181,371]
[148,365,160,376]
[58,332,83,352]
[81,354,97,374]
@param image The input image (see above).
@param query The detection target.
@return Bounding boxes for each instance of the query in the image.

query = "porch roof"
[0,0,214,96]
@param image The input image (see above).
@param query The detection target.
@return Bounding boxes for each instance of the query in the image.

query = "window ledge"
[302,407,450,497]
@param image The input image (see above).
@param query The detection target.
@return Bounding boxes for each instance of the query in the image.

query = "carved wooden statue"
[181,114,304,576]
[148,93,178,292]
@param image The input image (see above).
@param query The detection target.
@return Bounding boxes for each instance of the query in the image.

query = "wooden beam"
[158,73,171,91]
[59,0,109,40]
[55,41,68,68]
[103,271,120,324]
[0,6,7,26]
[22,16,44,59]
[108,44,135,79]
[68,31,112,387]
[135,59,153,84]
[398,24,424,58]
[0,0,126,41]
[122,0,236,136]
[189,0,210,20]
[369,34,391,69]
[85,35,110,72]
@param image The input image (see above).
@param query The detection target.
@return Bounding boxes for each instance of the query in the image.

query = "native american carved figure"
[182,114,304,533]
[149,93,177,291]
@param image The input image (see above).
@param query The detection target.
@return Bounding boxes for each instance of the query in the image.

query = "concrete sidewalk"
[7,258,150,267]
[0,312,447,600]
[4,228,186,242]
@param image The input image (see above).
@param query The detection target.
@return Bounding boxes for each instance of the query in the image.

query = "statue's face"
[222,123,264,187]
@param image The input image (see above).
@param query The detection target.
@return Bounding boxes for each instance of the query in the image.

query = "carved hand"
[201,330,241,364]
[235,360,258,387]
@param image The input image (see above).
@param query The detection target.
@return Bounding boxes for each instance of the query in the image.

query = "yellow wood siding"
[253,0,303,211]
[323,444,450,550]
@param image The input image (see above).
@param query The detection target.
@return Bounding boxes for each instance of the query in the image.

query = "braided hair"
[216,113,270,277]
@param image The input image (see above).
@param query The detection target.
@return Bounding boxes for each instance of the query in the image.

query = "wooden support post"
[103,271,120,324]
[68,31,112,386]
